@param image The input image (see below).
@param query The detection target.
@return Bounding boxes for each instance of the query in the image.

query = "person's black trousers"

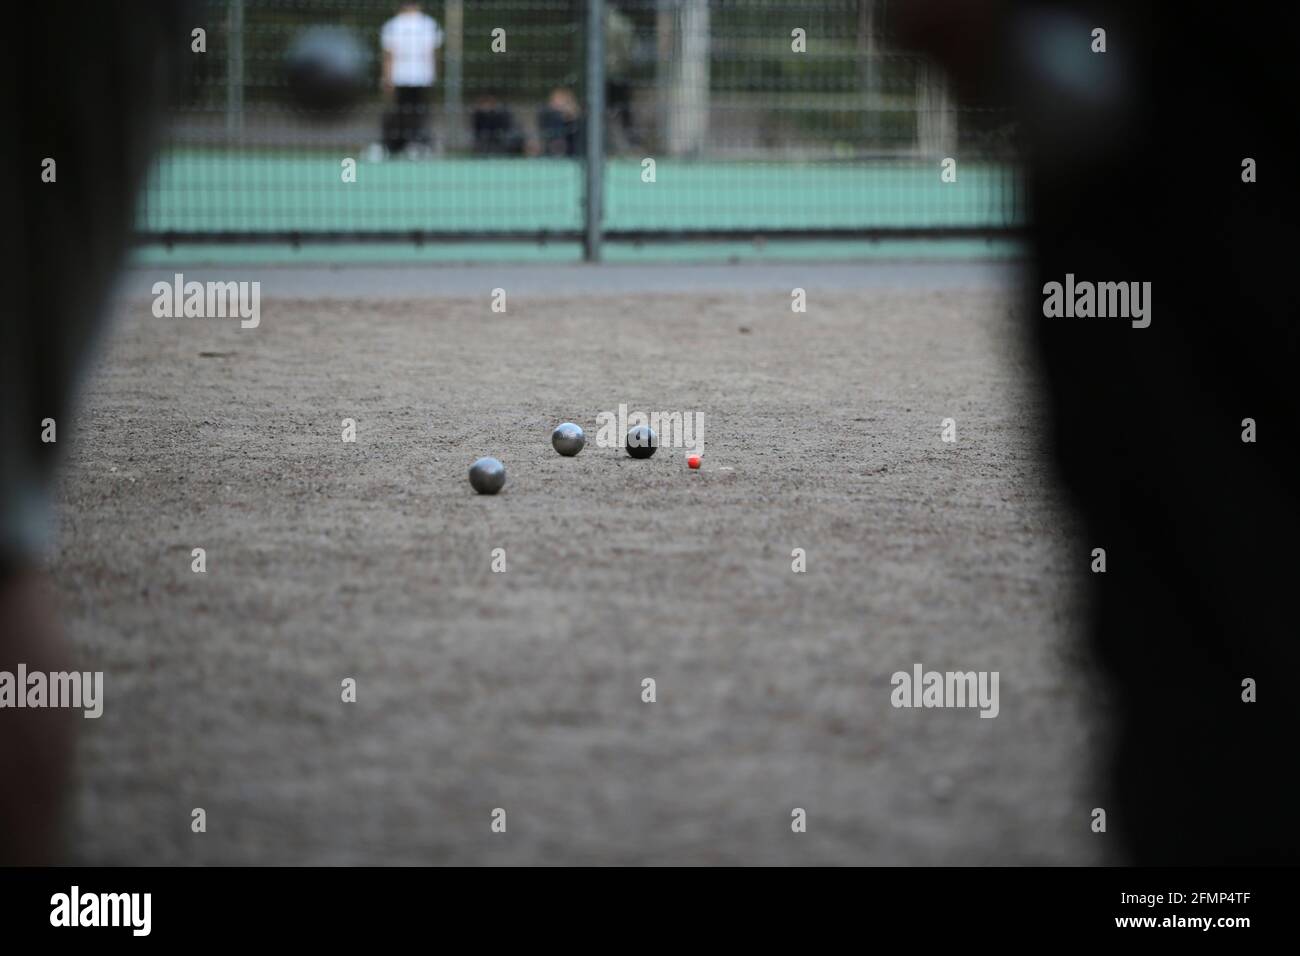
[384,86,432,154]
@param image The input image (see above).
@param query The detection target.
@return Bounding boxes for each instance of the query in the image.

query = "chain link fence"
[140,0,1025,256]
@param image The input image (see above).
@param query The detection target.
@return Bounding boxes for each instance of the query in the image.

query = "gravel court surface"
[55,263,1111,864]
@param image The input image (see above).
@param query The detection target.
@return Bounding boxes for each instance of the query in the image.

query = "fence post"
[227,0,244,140]
[444,0,464,151]
[859,0,878,150]
[668,0,709,156]
[584,0,606,262]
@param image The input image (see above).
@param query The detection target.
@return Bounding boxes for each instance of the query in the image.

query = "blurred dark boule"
[285,26,370,117]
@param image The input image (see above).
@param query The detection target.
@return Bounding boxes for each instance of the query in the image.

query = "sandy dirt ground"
[50,266,1112,864]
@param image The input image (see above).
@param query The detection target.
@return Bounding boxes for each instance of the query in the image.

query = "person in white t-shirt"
[379,3,443,156]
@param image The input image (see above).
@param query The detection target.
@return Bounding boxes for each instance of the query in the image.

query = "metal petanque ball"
[551,422,586,457]
[626,425,658,459]
[468,456,506,494]
[284,26,370,116]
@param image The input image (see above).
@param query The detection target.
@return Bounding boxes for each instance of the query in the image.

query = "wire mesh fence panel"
[138,0,1024,244]
[604,0,1023,237]
[143,0,588,239]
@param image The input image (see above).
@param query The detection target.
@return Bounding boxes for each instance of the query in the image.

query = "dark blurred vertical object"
[0,1,189,862]
[901,1,1300,863]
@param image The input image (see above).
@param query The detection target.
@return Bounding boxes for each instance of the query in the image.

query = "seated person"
[470,93,525,155]
[537,87,582,157]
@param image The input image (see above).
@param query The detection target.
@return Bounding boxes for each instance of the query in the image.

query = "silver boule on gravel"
[626,425,658,459]
[468,456,506,494]
[551,422,585,456]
